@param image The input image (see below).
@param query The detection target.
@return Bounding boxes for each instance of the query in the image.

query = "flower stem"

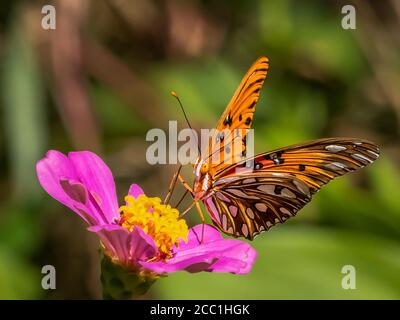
[100,253,157,300]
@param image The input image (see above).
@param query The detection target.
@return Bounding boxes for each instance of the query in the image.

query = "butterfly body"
[190,56,379,240]
[193,158,212,201]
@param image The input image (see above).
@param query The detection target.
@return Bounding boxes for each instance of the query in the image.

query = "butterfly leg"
[195,201,206,243]
[177,175,205,241]
[180,201,196,217]
[178,174,193,194]
[174,189,190,208]
[175,174,205,241]
[163,165,182,204]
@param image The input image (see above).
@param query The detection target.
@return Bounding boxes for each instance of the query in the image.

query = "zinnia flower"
[36,150,257,298]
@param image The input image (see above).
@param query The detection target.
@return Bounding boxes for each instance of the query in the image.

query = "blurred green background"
[0,0,399,299]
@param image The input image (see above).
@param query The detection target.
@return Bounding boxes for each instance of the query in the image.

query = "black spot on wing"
[223,115,233,127]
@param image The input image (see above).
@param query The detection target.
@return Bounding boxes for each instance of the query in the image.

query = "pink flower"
[36,150,257,275]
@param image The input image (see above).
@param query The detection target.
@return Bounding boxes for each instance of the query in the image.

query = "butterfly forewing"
[201,56,270,175]
[205,138,379,239]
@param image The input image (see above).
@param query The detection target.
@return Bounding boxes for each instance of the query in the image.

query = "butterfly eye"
[200,163,209,174]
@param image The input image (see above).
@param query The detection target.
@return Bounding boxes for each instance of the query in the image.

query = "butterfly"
[171,56,379,240]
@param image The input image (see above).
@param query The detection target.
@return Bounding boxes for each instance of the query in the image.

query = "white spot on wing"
[227,188,259,199]
[241,224,249,237]
[213,176,238,186]
[222,214,228,230]
[281,188,296,198]
[325,145,347,152]
[257,185,275,195]
[325,162,347,171]
[351,153,373,163]
[255,203,268,212]
[280,207,291,215]
[246,207,255,219]
[367,150,379,158]
[271,172,286,177]
[243,178,257,184]
[229,205,238,217]
[293,180,310,197]
[216,192,231,203]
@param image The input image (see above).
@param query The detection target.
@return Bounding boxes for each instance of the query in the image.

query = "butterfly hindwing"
[204,173,311,239]
[205,138,379,239]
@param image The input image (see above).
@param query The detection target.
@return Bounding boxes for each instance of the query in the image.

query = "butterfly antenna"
[171,91,201,155]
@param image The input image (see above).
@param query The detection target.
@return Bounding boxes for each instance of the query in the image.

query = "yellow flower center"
[119,194,188,259]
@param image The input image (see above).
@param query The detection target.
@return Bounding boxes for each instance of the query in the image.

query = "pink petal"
[88,224,157,265]
[37,150,120,225]
[36,151,95,224]
[68,151,119,224]
[205,241,257,274]
[140,224,257,274]
[173,224,222,251]
[128,184,144,199]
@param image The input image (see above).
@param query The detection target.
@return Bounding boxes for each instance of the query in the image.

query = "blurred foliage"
[154,227,400,299]
[0,0,399,299]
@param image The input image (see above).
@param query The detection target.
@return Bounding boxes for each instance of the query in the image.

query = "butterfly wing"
[204,138,379,239]
[204,173,312,239]
[200,56,270,175]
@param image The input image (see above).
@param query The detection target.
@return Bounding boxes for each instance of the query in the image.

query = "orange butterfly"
[167,56,379,240]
